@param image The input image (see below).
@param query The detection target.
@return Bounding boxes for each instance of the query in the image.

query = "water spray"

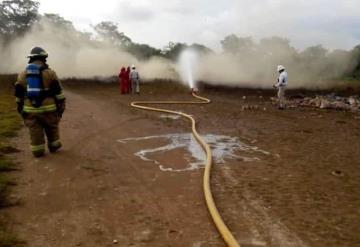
[178,49,199,94]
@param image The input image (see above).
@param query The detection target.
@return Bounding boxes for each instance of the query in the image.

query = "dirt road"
[7,82,360,247]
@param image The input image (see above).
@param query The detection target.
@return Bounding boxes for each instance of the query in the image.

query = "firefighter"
[118,66,127,94]
[130,65,140,94]
[15,47,66,157]
[273,65,288,109]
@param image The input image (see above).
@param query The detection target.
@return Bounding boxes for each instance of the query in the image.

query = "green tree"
[93,21,132,48]
[0,0,39,38]
[161,42,187,60]
[40,13,93,44]
[127,43,162,60]
[221,34,240,53]
[299,45,329,80]
[221,34,255,55]
[258,36,296,57]
[326,49,352,78]
[189,43,213,55]
[42,13,75,31]
[348,44,360,78]
[300,44,328,59]
[161,42,212,61]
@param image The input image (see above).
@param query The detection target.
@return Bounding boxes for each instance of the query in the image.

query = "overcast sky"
[39,0,360,51]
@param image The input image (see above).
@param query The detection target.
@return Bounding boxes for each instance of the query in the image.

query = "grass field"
[0,75,23,246]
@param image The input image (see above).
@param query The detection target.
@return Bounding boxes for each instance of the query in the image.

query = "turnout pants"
[24,112,62,157]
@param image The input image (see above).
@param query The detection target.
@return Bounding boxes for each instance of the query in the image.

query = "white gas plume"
[0,18,355,89]
[0,18,178,80]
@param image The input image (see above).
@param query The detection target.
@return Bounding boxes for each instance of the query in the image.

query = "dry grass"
[0,75,23,246]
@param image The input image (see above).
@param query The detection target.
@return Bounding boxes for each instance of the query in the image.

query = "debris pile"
[281,94,360,112]
[241,104,260,111]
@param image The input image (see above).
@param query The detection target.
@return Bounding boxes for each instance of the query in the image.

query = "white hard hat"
[131,64,135,69]
[277,65,285,72]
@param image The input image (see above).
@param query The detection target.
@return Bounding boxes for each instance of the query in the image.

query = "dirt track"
[6,82,360,247]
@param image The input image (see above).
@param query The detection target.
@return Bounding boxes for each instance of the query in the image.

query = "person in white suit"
[130,65,140,94]
[273,65,288,109]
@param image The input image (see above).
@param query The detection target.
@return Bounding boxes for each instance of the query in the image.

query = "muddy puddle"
[118,133,270,172]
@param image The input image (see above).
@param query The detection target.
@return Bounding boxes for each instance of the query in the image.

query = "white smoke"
[0,18,178,80]
[0,17,355,89]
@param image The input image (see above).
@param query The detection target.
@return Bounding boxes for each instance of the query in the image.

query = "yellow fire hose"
[130,92,240,247]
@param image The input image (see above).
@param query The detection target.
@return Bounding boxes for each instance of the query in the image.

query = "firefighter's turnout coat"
[15,60,65,157]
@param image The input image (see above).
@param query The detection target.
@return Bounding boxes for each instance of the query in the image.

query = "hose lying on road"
[130,92,240,247]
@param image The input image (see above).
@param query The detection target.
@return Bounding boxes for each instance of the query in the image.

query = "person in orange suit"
[118,67,127,94]
[125,66,131,93]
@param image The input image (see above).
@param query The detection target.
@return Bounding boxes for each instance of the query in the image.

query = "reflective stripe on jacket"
[23,104,57,113]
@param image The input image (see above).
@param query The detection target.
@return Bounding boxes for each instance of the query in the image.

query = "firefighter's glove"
[17,103,27,118]
[56,100,66,118]
[57,109,63,118]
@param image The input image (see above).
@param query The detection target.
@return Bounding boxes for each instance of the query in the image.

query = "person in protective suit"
[15,47,66,157]
[125,66,131,93]
[273,65,288,109]
[118,66,127,94]
[130,65,140,94]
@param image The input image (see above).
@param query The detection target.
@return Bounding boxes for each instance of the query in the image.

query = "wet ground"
[118,133,269,172]
[6,81,360,246]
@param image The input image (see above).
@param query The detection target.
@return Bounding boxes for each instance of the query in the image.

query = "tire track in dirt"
[216,165,309,247]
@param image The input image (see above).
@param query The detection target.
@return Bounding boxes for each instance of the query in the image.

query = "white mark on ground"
[159,114,181,120]
[118,133,270,172]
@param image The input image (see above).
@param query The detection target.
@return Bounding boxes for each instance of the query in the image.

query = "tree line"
[1,0,359,80]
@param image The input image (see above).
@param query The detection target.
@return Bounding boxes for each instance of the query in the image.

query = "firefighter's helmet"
[27,47,48,58]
